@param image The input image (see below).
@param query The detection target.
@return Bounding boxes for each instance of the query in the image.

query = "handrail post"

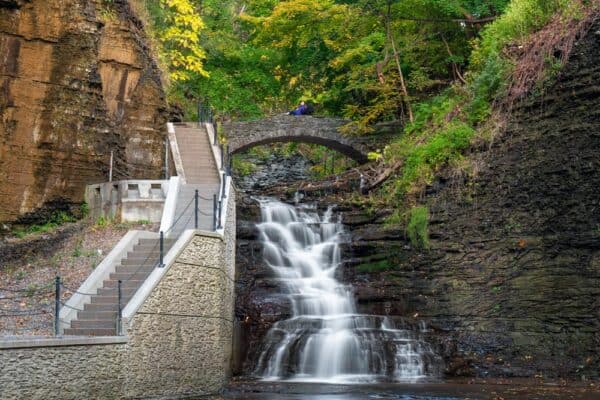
[194,190,199,229]
[227,152,232,177]
[198,99,202,126]
[159,231,165,268]
[117,280,122,335]
[220,144,224,170]
[221,173,227,199]
[213,194,217,231]
[54,276,61,336]
[217,200,223,230]
[225,145,230,176]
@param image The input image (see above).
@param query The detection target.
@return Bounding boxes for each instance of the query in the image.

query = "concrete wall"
[86,180,169,223]
[0,338,128,399]
[0,186,236,399]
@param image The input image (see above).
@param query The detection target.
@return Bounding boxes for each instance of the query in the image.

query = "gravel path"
[0,220,158,337]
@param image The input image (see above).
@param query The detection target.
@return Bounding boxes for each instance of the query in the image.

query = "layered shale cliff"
[235,20,600,380]
[0,0,167,224]
[346,20,600,380]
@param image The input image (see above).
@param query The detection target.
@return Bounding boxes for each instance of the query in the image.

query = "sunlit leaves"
[159,0,208,81]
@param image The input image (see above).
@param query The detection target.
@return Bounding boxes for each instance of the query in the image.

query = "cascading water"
[253,199,442,383]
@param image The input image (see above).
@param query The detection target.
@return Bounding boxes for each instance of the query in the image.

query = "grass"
[12,211,76,238]
[232,155,257,177]
[407,206,429,250]
[95,216,110,228]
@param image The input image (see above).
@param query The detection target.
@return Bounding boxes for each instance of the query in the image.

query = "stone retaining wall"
[0,186,236,399]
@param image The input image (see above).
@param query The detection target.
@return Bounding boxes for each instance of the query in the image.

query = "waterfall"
[253,199,441,383]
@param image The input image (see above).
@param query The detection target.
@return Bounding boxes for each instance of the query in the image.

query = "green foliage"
[12,211,76,238]
[80,202,90,218]
[248,145,272,161]
[158,0,208,82]
[356,259,393,273]
[73,240,83,257]
[306,145,357,179]
[145,0,512,120]
[407,206,430,249]
[137,0,587,212]
[232,155,257,177]
[95,216,110,228]
[98,2,117,21]
[380,0,586,206]
[390,120,475,196]
[367,151,383,161]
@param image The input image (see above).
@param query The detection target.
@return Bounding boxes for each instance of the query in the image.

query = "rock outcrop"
[0,0,167,224]
[234,20,600,380]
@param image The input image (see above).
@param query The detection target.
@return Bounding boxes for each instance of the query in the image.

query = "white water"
[254,199,441,383]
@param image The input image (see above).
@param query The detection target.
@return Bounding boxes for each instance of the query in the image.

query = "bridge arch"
[223,115,369,163]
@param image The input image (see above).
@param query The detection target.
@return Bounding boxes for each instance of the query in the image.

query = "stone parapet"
[85,180,169,223]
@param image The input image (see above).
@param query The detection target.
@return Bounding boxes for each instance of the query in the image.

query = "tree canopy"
[143,0,513,122]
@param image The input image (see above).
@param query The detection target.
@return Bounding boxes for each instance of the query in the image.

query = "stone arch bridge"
[223,115,372,163]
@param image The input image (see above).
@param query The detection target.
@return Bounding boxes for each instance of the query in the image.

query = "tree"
[158,0,208,82]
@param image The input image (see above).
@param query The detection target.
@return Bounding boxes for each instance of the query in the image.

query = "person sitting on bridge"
[288,101,308,116]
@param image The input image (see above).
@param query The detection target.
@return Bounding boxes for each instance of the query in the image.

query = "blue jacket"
[290,104,307,115]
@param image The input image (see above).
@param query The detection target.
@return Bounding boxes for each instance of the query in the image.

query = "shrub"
[393,122,475,197]
[232,156,257,177]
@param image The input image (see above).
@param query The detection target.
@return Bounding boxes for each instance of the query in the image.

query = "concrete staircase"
[64,238,176,336]
[172,123,220,185]
[168,123,221,236]
[64,122,222,336]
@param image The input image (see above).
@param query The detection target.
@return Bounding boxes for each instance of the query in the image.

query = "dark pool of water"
[191,381,600,400]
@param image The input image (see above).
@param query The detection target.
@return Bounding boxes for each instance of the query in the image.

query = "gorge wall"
[234,20,599,380]
[0,0,167,224]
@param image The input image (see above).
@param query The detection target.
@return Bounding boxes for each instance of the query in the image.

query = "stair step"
[137,239,176,246]
[84,303,120,312]
[71,319,118,329]
[121,257,161,266]
[113,265,155,275]
[97,287,139,297]
[63,328,117,336]
[102,279,144,289]
[90,295,133,304]
[109,271,152,282]
[77,310,118,320]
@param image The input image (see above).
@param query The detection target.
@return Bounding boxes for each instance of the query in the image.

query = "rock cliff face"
[234,21,600,379]
[0,0,167,224]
